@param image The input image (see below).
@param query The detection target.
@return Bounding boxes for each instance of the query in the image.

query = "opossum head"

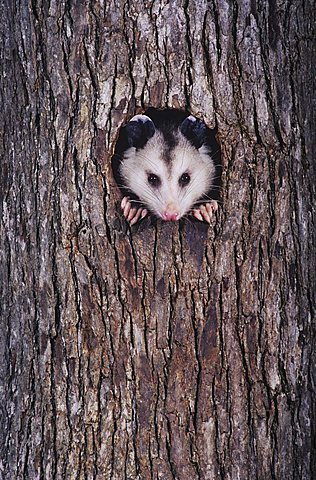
[119,114,216,221]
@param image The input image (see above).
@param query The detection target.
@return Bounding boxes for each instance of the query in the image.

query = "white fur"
[129,114,152,123]
[120,122,215,219]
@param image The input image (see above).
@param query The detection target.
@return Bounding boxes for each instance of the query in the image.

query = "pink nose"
[163,211,179,221]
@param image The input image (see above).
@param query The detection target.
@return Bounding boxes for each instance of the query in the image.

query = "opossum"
[112,109,219,225]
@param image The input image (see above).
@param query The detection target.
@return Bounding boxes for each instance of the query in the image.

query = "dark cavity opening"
[112,108,221,211]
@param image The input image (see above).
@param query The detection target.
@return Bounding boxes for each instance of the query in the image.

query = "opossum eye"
[179,172,191,186]
[147,173,161,187]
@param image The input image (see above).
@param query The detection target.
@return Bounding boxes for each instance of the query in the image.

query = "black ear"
[180,115,207,149]
[125,115,155,148]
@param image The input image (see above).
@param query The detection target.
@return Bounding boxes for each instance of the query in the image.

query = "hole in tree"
[112,108,221,223]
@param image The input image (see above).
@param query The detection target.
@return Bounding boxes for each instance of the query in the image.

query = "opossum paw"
[191,200,218,223]
[121,196,148,226]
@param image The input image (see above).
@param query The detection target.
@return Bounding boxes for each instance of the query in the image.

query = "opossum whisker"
[181,216,194,228]
[202,186,222,192]
[139,183,165,208]
[180,177,203,205]
[194,197,223,206]
[124,199,146,206]
[121,170,166,208]
[113,182,134,190]
[209,149,221,158]
[180,163,212,201]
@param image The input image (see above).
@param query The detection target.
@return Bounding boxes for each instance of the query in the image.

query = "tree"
[0,1,315,479]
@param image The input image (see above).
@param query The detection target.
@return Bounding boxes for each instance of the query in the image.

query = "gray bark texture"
[0,0,315,479]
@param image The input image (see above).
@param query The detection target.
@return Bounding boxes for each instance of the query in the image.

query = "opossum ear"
[180,115,207,149]
[125,115,155,148]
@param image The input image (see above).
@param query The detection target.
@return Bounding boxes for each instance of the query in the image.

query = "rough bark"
[0,1,315,479]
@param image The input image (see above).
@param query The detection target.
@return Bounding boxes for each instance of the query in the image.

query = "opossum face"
[120,114,215,221]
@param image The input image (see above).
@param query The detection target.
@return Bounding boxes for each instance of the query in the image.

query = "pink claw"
[120,196,148,225]
[191,200,218,223]
[192,209,204,222]
[121,196,129,209]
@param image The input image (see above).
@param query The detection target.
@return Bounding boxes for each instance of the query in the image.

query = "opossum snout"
[162,202,180,221]
[163,212,179,221]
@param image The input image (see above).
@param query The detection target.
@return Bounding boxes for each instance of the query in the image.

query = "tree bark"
[0,1,315,479]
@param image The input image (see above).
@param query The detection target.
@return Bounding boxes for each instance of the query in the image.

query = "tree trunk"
[1,1,315,479]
